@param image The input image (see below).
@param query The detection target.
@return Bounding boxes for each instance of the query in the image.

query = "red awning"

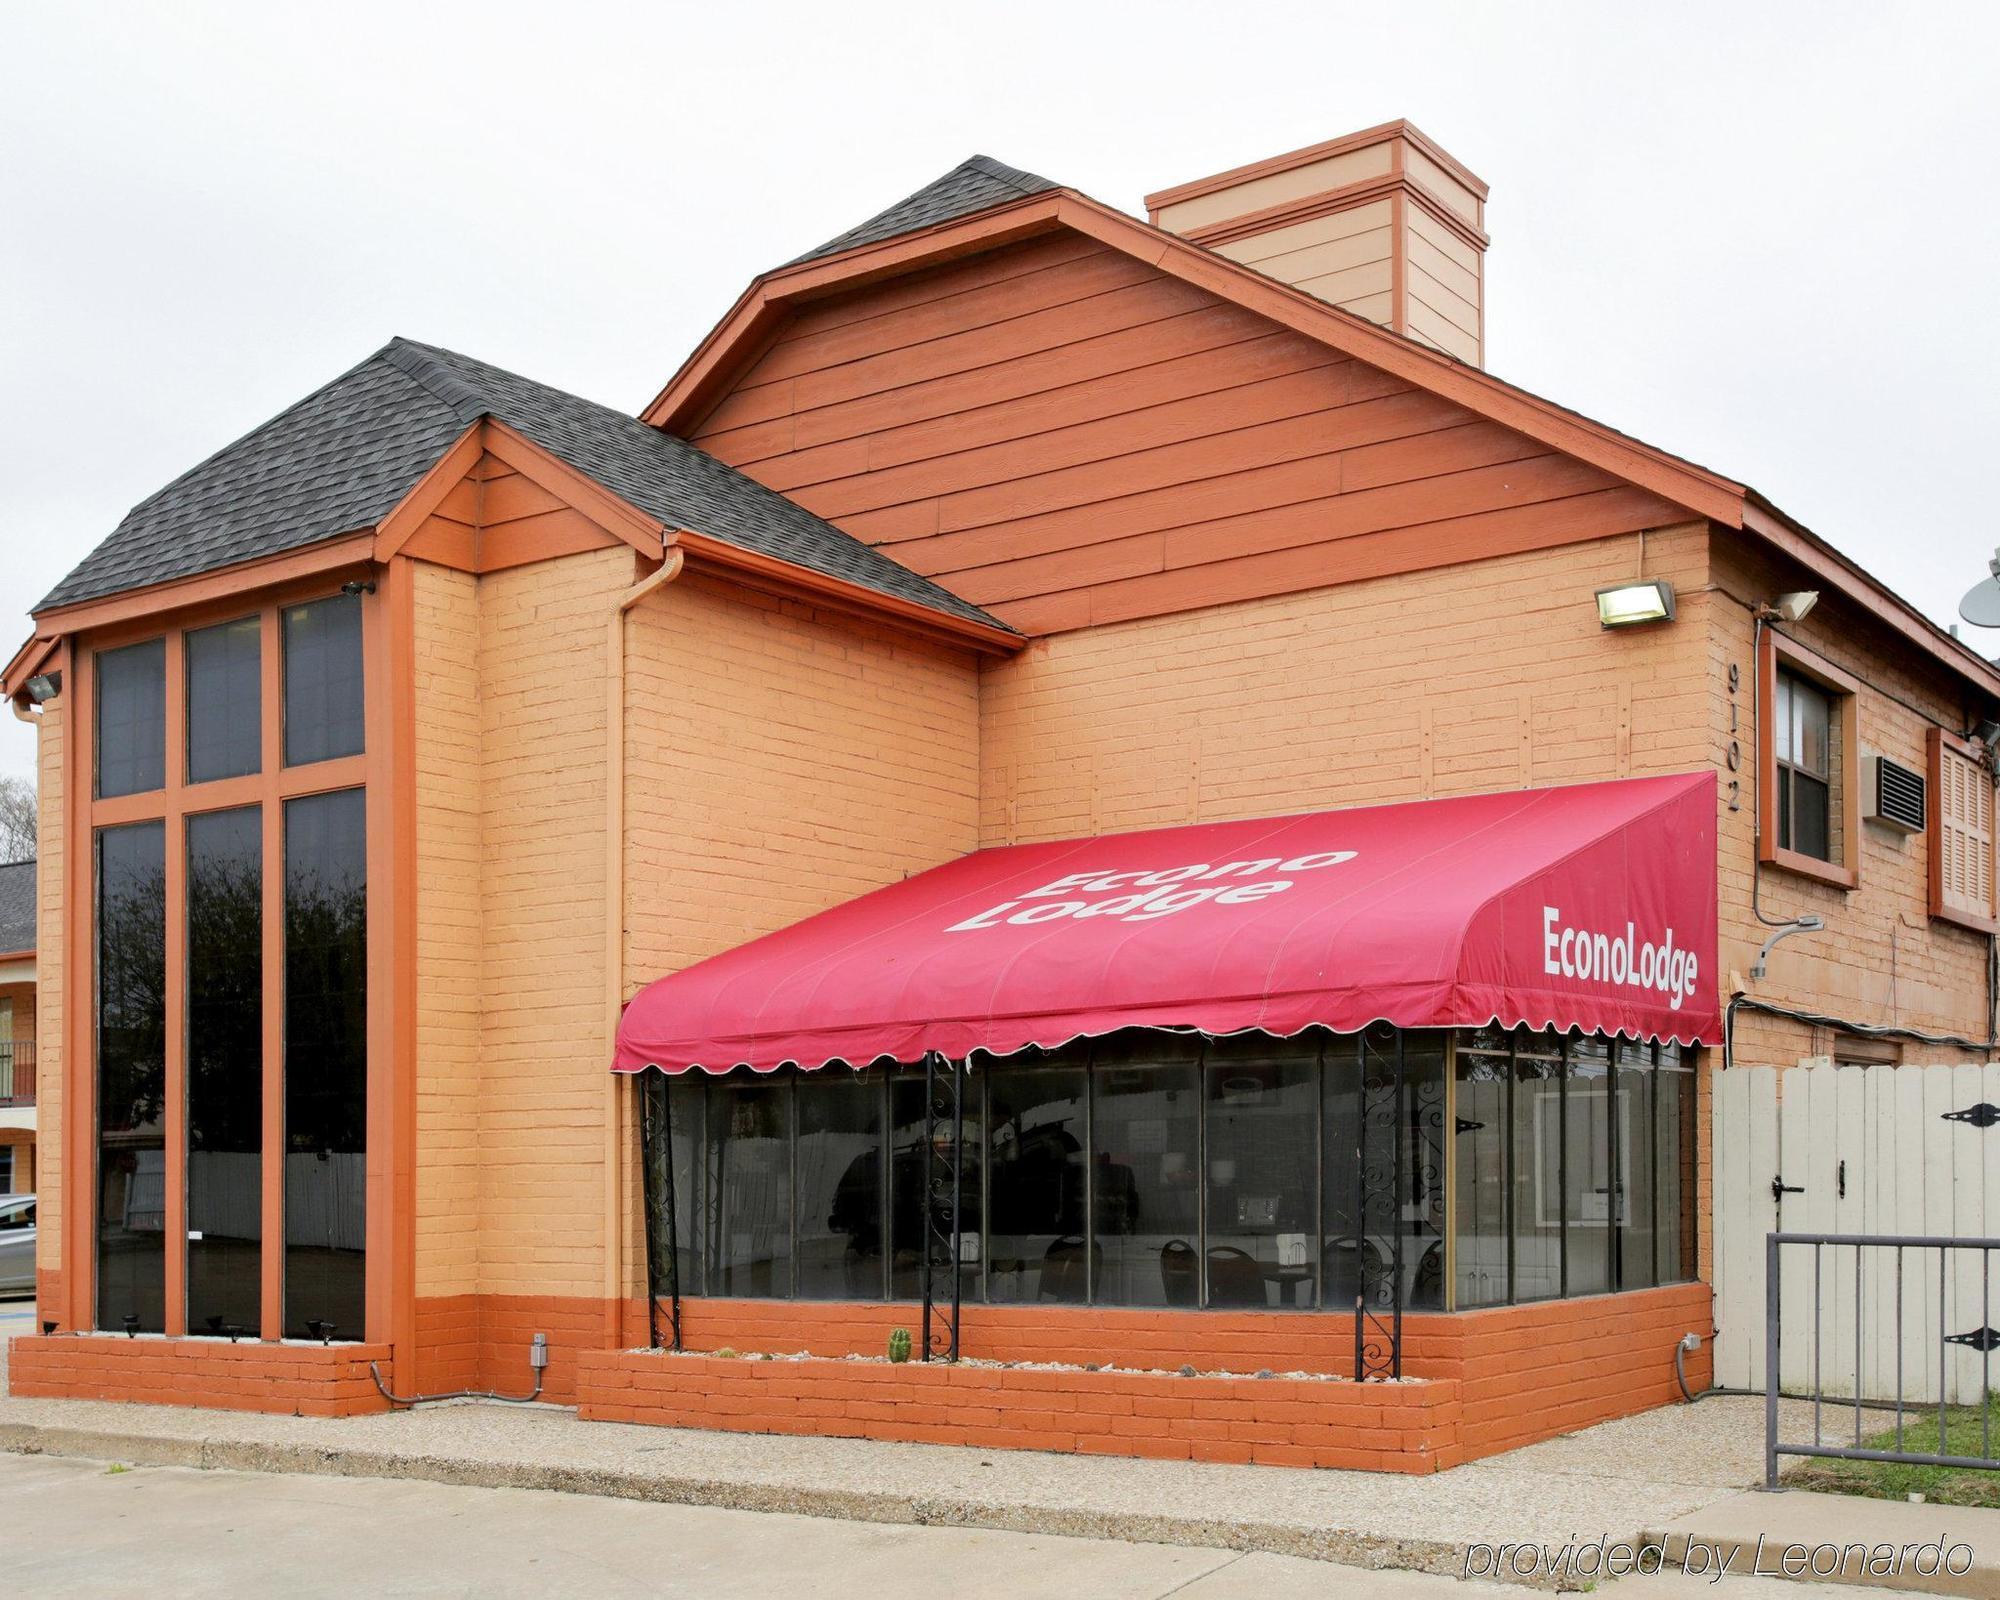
[613,771,1719,1074]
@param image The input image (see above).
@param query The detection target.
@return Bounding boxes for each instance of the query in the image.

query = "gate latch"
[1771,1175,1805,1203]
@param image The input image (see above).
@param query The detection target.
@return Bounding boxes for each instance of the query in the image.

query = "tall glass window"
[96,821,167,1331]
[887,1072,933,1301]
[1093,1034,1200,1307]
[283,788,367,1339]
[1562,1036,1614,1295]
[1617,1041,1658,1290]
[797,1072,883,1299]
[96,639,165,798]
[1453,1031,1509,1309]
[1511,1032,1564,1302]
[1203,1036,1317,1308]
[1658,1045,1695,1284]
[282,594,364,767]
[186,617,262,784]
[186,807,263,1335]
[985,1063,1086,1303]
[704,1075,791,1297]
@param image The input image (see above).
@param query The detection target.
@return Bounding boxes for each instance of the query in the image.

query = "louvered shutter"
[1930,728,1997,928]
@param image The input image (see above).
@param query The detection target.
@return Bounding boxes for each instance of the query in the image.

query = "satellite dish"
[1962,550,2000,628]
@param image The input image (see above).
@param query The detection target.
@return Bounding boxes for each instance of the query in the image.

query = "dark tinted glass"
[1510,1036,1564,1302]
[1616,1042,1657,1290]
[96,639,165,798]
[187,806,262,1335]
[1203,1036,1317,1308]
[97,821,166,1331]
[1658,1046,1696,1282]
[1563,1036,1614,1295]
[1453,1041,1508,1308]
[1094,1034,1200,1307]
[283,788,367,1339]
[186,617,261,783]
[986,1064,1086,1303]
[705,1074,791,1296]
[797,1072,884,1300]
[282,594,364,767]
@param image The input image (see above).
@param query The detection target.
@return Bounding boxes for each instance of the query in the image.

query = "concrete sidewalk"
[7,1319,1989,1590]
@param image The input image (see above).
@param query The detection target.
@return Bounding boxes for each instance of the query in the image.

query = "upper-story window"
[1774,669,1833,860]
[186,616,261,783]
[283,593,364,767]
[1760,629,1860,889]
[95,638,166,798]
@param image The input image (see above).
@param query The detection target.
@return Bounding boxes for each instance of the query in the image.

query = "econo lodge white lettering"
[945,851,1357,931]
[1541,905,1698,1010]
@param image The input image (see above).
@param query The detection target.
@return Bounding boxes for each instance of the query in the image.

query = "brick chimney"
[1145,121,1489,367]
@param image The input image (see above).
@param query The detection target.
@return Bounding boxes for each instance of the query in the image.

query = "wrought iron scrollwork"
[920,1051,966,1362]
[1354,1027,1405,1381]
[638,1072,683,1351]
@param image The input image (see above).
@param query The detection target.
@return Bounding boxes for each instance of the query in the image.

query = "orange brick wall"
[1710,538,1993,1063]
[7,1334,395,1417]
[976,526,1713,846]
[570,1281,1709,1470]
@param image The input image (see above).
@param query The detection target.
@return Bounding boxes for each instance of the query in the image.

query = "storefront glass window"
[283,787,367,1340]
[985,1064,1087,1303]
[96,820,167,1332]
[186,805,262,1335]
[1658,1045,1695,1284]
[644,1025,1696,1312]
[186,616,261,784]
[705,1075,792,1297]
[1204,1037,1317,1308]
[1453,1031,1508,1309]
[96,639,166,798]
[1093,1035,1200,1307]
[797,1072,883,1300]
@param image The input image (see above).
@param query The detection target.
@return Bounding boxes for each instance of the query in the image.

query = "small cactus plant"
[714,1346,739,1360]
[887,1326,913,1364]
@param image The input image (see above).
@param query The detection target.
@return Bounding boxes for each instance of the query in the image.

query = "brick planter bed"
[575,1350,1460,1472]
[7,1333,395,1417]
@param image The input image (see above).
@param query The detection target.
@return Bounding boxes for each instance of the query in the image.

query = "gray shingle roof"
[39,341,1012,636]
[789,155,1059,265]
[0,859,33,954]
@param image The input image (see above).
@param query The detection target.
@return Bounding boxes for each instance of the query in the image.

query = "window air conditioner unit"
[1864,753,1927,833]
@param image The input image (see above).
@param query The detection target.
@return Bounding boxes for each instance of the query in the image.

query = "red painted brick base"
[577,1351,1459,1471]
[7,1334,395,1417]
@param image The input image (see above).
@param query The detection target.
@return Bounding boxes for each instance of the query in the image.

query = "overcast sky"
[4,2,1997,786]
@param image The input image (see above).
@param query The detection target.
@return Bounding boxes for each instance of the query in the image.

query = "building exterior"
[0,858,35,1196]
[4,122,1996,1466]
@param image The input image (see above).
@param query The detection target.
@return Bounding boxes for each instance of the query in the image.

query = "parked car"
[0,1194,35,1296]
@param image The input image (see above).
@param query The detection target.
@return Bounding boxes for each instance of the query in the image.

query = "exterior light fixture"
[1769,590,1819,624]
[23,670,61,704]
[1595,579,1676,629]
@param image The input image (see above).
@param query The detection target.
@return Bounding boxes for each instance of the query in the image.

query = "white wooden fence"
[1714,1059,2000,1402]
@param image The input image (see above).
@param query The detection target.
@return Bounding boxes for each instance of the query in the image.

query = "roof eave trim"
[666,529,1023,655]
[640,188,1743,526]
[1741,494,2000,701]
[28,529,380,641]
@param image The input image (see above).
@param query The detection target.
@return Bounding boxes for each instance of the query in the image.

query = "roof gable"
[790,155,1058,266]
[37,339,1013,638]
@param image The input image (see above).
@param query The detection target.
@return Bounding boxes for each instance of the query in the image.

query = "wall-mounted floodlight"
[1595,579,1677,629]
[1769,590,1819,624]
[23,671,61,704]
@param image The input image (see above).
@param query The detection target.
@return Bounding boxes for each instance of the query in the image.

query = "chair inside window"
[1204,1244,1266,1307]
[1159,1238,1198,1306]
[1037,1235,1097,1302]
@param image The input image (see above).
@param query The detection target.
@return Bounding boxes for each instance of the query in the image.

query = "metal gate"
[1714,1059,2000,1399]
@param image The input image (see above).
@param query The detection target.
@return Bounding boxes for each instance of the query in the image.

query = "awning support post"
[1355,1027,1406,1381]
[638,1072,683,1352]
[920,1050,964,1362]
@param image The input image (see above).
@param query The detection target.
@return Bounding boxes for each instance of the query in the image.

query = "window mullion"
[258,607,285,1340]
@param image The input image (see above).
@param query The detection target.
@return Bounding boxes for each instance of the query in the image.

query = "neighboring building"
[3,122,1995,1467]
[0,858,34,1196]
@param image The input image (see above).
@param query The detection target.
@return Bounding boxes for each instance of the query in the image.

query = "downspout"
[602,545,687,1350]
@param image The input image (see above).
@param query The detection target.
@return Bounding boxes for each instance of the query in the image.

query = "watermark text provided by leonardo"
[1463,1533,1975,1584]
